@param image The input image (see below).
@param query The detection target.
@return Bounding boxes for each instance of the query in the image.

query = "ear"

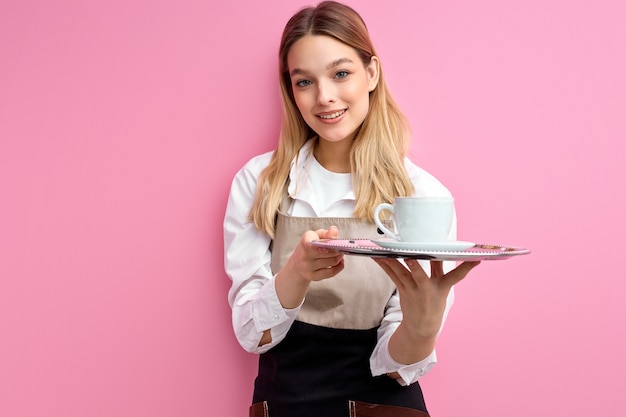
[367,56,380,92]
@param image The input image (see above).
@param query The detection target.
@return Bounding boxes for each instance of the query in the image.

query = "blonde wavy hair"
[250,0,414,237]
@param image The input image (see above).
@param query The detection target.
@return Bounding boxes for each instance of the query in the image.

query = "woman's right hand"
[258,226,344,347]
[275,225,344,309]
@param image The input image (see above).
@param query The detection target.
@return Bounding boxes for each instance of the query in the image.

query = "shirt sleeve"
[223,154,300,353]
[369,281,455,385]
[370,192,459,385]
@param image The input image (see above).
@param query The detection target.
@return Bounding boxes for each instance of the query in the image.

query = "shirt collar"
[287,139,315,203]
[287,140,356,207]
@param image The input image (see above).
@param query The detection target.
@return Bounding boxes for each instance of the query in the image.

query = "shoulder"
[228,150,274,196]
[231,150,274,183]
[404,158,453,198]
[237,150,274,177]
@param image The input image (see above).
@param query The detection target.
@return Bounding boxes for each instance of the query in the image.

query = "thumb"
[316,225,340,240]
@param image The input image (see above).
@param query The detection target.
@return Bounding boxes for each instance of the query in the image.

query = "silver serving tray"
[310,238,530,261]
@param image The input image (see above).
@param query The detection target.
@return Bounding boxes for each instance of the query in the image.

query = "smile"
[318,110,346,120]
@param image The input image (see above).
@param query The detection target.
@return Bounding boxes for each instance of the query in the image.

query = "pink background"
[1,0,624,416]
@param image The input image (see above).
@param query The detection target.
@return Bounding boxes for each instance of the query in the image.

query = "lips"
[317,109,346,120]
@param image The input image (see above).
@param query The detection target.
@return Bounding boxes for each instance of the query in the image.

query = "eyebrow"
[289,57,355,77]
[326,57,354,69]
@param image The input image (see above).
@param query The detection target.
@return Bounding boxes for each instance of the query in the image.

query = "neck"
[313,138,352,173]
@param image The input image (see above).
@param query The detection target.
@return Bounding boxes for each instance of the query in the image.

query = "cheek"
[349,87,371,114]
[292,91,308,114]
[346,80,370,105]
[293,93,318,126]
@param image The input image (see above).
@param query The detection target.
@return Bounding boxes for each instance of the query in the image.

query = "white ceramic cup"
[373,197,454,242]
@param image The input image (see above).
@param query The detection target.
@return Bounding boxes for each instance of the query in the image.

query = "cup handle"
[373,203,399,240]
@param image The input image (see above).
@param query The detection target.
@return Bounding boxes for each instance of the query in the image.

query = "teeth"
[319,110,345,119]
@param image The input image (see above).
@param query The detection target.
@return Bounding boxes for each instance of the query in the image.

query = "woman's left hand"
[372,258,480,363]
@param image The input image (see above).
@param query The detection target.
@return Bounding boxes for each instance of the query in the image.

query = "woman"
[223,2,479,416]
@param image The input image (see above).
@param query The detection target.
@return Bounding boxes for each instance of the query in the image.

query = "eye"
[335,70,349,79]
[295,79,312,87]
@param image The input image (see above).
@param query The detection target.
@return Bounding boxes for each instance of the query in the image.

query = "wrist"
[388,323,437,365]
[274,270,310,309]
[397,320,439,343]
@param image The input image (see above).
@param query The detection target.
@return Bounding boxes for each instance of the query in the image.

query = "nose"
[316,80,336,106]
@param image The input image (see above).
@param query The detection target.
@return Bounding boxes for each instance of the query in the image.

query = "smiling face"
[287,35,379,145]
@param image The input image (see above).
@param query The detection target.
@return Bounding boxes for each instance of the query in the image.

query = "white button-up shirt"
[223,140,457,386]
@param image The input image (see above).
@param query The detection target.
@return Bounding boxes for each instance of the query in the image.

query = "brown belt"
[249,401,430,417]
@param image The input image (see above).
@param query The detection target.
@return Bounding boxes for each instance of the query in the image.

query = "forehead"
[287,35,361,73]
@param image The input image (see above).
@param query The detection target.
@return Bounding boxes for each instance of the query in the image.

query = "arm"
[369,259,452,384]
[370,258,480,384]
[224,154,344,351]
[224,159,291,353]
[257,226,345,346]
[379,259,480,363]
[369,198,479,384]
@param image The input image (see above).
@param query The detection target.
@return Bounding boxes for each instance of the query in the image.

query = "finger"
[376,258,420,290]
[307,227,340,254]
[302,230,339,256]
[315,225,339,240]
[311,257,345,281]
[372,258,402,287]
[311,244,344,259]
[441,261,481,287]
[404,258,429,283]
[304,230,322,243]
[430,260,444,278]
[312,252,344,269]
